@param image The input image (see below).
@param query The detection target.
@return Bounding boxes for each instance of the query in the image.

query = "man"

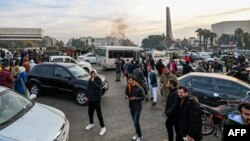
[160,66,178,103]
[172,86,202,141]
[164,80,180,141]
[85,70,106,136]
[115,57,122,81]
[212,59,223,73]
[195,62,206,72]
[222,102,250,141]
[179,59,194,75]
[225,102,250,125]
[125,76,145,141]
[0,60,14,88]
[147,65,158,106]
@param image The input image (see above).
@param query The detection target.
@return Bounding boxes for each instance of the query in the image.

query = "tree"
[202,29,211,51]
[209,32,217,50]
[243,32,250,49]
[23,40,35,47]
[141,35,165,49]
[56,40,64,47]
[120,38,136,46]
[91,38,95,44]
[195,28,204,51]
[235,28,244,49]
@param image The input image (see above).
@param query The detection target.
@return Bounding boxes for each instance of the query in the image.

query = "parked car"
[27,63,109,106]
[49,55,93,73]
[0,86,69,141]
[178,72,250,107]
[77,52,97,64]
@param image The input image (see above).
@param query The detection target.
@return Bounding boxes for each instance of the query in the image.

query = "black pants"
[88,101,105,127]
[165,117,181,141]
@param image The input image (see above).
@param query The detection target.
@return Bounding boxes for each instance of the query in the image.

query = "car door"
[88,54,96,63]
[54,66,74,93]
[37,65,55,90]
[185,77,217,106]
[214,79,250,105]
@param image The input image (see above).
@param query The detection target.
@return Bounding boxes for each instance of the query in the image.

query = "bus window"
[109,50,124,58]
[124,51,134,58]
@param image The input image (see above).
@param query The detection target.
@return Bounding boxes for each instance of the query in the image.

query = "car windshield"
[68,65,89,77]
[0,90,33,127]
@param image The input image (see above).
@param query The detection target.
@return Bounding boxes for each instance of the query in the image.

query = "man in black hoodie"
[164,79,180,141]
[85,69,106,136]
[125,76,145,141]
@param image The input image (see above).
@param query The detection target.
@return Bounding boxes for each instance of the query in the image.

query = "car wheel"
[75,90,88,106]
[30,83,41,96]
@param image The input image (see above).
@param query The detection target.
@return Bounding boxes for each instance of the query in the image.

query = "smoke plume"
[110,18,128,39]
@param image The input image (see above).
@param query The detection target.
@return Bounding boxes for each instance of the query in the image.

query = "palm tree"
[195,28,204,51]
[209,32,217,50]
[202,29,210,51]
[235,28,244,49]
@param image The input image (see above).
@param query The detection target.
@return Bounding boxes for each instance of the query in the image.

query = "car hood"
[0,103,66,141]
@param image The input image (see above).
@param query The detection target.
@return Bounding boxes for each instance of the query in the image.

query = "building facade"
[0,28,44,41]
[212,20,250,37]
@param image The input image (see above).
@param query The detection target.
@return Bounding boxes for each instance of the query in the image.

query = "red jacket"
[184,56,190,62]
[0,69,14,88]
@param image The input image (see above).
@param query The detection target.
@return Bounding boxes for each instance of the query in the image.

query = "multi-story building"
[0,28,44,41]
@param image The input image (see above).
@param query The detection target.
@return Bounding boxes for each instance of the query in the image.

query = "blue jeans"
[116,70,121,80]
[130,108,142,137]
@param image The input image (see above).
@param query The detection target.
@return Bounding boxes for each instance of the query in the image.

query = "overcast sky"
[0,0,250,44]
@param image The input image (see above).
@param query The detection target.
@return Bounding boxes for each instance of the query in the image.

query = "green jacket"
[160,72,178,98]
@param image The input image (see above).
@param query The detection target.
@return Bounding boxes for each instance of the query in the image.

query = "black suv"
[27,63,109,106]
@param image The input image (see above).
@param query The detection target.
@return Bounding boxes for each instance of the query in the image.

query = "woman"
[15,66,28,97]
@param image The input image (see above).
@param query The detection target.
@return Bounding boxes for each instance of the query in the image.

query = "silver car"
[0,86,69,141]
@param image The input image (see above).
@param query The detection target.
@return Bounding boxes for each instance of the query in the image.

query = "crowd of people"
[111,54,250,141]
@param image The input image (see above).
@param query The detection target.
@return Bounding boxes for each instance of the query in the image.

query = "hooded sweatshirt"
[15,66,27,95]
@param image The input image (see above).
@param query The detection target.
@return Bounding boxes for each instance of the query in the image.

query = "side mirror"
[29,94,37,100]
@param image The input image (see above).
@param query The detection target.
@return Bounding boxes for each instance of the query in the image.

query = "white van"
[49,55,93,73]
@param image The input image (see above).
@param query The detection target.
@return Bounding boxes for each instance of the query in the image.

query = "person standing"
[156,59,165,76]
[85,70,106,136]
[15,66,28,97]
[195,62,206,72]
[147,65,158,106]
[164,80,180,141]
[160,66,178,103]
[179,59,194,75]
[29,59,37,71]
[212,59,223,73]
[0,60,14,88]
[167,58,177,74]
[125,76,145,141]
[174,86,202,141]
[115,57,122,81]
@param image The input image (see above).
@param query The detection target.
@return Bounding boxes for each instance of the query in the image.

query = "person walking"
[164,80,181,141]
[85,70,106,136]
[125,76,145,141]
[147,65,158,106]
[0,60,14,88]
[115,57,122,81]
[167,58,177,74]
[156,59,165,76]
[173,86,202,141]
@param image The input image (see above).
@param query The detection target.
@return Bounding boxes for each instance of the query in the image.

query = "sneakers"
[99,127,106,135]
[132,134,138,140]
[85,124,94,130]
[136,136,143,141]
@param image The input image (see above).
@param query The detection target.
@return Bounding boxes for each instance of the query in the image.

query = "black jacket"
[125,84,145,111]
[133,68,145,83]
[164,88,178,118]
[87,76,102,102]
[172,95,202,140]
[180,60,194,75]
